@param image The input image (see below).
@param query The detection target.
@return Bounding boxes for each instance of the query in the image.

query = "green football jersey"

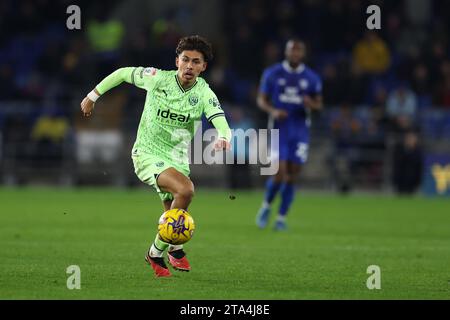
[128,67,225,165]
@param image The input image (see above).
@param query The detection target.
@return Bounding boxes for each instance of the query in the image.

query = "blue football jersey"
[260,61,322,131]
[260,61,322,164]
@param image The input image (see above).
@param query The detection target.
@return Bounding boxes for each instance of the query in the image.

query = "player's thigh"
[273,138,289,182]
[157,167,194,197]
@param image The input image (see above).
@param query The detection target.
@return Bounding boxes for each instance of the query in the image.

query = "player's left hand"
[214,138,231,151]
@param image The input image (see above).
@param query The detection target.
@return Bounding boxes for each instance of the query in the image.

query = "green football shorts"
[131,148,190,201]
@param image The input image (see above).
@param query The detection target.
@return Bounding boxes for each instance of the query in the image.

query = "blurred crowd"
[0,0,449,191]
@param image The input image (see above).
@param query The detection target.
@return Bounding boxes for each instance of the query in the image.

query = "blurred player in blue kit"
[256,39,323,230]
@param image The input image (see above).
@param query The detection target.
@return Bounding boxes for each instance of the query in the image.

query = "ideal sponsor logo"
[157,108,191,123]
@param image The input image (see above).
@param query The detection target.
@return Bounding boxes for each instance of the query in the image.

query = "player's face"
[176,50,207,83]
[285,41,305,67]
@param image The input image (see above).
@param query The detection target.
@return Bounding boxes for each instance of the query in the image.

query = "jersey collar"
[175,74,198,93]
[282,60,305,74]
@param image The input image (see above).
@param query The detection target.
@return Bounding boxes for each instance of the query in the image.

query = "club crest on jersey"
[189,94,199,106]
[277,78,286,86]
[299,79,309,89]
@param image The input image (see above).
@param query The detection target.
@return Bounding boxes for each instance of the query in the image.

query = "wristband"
[87,90,100,102]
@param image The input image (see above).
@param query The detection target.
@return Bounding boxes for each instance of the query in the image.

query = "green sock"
[155,235,170,251]
[149,234,170,257]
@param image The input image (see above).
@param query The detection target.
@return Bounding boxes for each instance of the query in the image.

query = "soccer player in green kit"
[80,36,231,277]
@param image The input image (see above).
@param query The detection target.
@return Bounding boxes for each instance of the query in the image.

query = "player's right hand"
[80,96,95,117]
[271,109,288,120]
[214,138,231,151]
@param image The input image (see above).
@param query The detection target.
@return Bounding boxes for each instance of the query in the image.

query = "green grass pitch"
[0,187,449,299]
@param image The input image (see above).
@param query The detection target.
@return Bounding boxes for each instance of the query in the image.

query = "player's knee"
[175,182,195,201]
[183,187,195,201]
[273,175,283,183]
[284,174,295,184]
[274,171,285,183]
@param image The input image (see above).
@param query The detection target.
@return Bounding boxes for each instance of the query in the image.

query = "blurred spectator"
[227,106,255,190]
[31,115,69,144]
[425,41,448,87]
[344,62,370,105]
[372,86,388,109]
[229,23,262,81]
[386,84,418,132]
[74,90,126,185]
[352,31,391,75]
[86,5,124,75]
[370,87,390,136]
[384,11,402,46]
[411,63,432,108]
[0,64,19,100]
[405,0,431,27]
[354,106,387,187]
[322,63,345,106]
[30,108,70,169]
[262,41,281,68]
[329,103,362,193]
[320,0,346,52]
[392,130,424,194]
[343,0,365,49]
[86,18,124,55]
[436,77,450,109]
[434,60,450,109]
[1,113,32,185]
[209,62,233,103]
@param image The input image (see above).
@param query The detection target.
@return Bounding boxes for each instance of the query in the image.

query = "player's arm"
[211,116,232,151]
[81,67,156,117]
[80,67,136,117]
[304,75,323,112]
[303,94,323,111]
[257,68,288,120]
[203,91,231,151]
[257,92,288,120]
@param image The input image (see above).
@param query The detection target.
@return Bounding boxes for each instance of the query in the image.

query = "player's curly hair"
[176,35,213,62]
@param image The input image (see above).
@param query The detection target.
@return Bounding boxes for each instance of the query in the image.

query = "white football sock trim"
[169,245,183,252]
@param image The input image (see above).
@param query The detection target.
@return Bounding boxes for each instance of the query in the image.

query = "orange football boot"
[145,254,172,277]
[168,249,191,272]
